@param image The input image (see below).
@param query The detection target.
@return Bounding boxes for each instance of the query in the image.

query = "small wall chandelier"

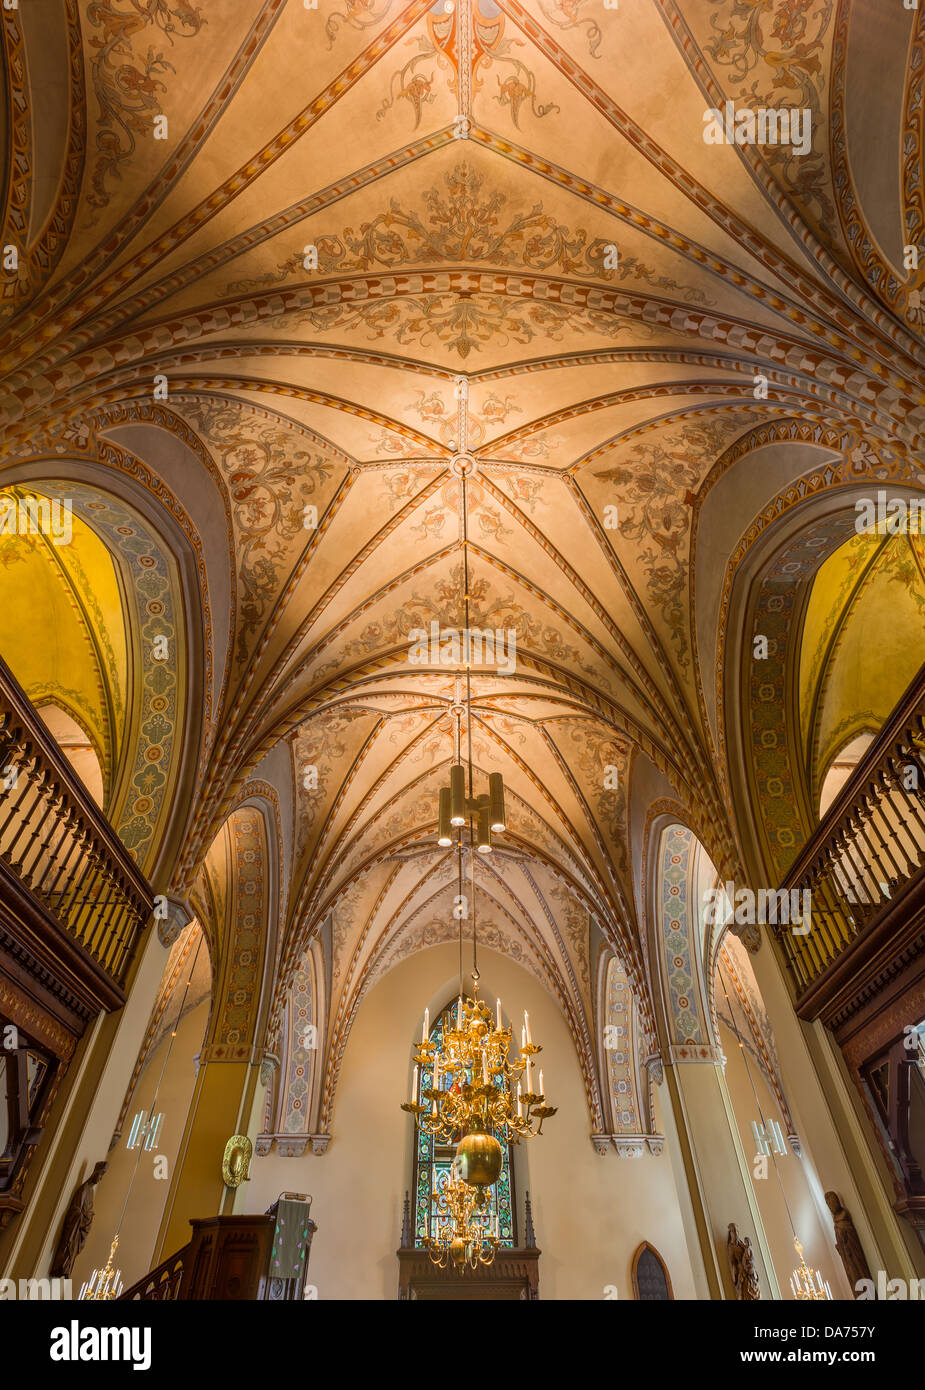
[79,1235,123,1301]
[790,1238,832,1301]
[423,1161,500,1270]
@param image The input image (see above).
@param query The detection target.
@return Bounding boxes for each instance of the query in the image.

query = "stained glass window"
[411,1001,516,1248]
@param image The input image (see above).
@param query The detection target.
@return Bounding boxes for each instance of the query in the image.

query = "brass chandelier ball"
[456,1127,503,1187]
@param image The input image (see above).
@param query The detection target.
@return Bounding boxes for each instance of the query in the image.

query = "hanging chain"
[457,838,464,999]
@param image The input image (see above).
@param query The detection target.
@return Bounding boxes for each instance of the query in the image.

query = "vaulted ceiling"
[2,0,924,1061]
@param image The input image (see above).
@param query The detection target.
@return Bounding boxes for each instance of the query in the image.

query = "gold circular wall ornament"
[221,1134,253,1188]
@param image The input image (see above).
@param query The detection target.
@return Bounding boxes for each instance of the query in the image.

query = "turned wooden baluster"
[57,822,98,926]
[42,803,83,904]
[862,779,908,886]
[31,779,73,899]
[800,864,838,964]
[70,841,109,945]
[838,819,877,913]
[0,736,32,849]
[819,859,855,949]
[849,801,890,904]
[887,753,925,865]
[107,903,140,979]
[85,861,125,959]
[10,765,57,881]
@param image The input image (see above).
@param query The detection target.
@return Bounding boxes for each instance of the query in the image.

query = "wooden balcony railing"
[776,661,925,1007]
[0,654,152,1002]
[120,1244,189,1301]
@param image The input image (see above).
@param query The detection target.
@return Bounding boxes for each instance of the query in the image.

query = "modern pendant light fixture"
[434,408,507,857]
[126,1109,164,1152]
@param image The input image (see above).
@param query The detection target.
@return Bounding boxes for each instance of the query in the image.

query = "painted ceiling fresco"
[2,0,925,1100]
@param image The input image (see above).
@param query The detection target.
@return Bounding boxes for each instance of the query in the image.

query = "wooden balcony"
[774,660,925,1026]
[0,653,153,1033]
[770,665,925,1229]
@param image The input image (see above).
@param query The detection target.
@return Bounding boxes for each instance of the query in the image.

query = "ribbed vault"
[3,0,925,1128]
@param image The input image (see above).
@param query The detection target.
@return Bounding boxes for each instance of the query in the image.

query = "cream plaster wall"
[243,942,702,1301]
[717,1020,848,1299]
[72,990,211,1294]
[2,926,173,1280]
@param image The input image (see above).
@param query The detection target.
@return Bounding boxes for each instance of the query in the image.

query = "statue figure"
[825,1190,871,1297]
[50,1160,107,1278]
[740,1235,761,1300]
[727,1223,761,1300]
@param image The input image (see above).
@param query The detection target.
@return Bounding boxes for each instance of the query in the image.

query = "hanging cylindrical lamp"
[476,806,492,854]
[449,764,467,826]
[488,772,506,833]
[437,787,453,847]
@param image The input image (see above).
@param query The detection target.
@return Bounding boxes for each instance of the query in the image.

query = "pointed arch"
[595,950,661,1155]
[631,1241,673,1300]
[0,454,209,880]
[200,800,277,1065]
[716,447,925,885]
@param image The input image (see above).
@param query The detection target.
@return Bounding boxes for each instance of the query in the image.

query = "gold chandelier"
[423,1162,500,1270]
[79,1235,123,1301]
[789,1238,832,1300]
[403,985,555,1187]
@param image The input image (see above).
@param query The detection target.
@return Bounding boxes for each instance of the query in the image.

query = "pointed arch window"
[410,1000,517,1248]
[631,1242,673,1300]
